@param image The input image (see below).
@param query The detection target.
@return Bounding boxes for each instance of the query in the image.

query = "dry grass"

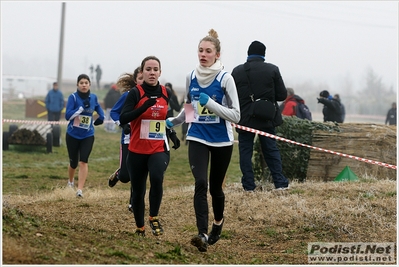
[2,178,396,265]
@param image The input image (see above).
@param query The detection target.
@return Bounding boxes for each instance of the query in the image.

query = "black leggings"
[119,143,132,206]
[118,144,130,183]
[188,141,233,235]
[126,150,170,228]
[65,133,94,169]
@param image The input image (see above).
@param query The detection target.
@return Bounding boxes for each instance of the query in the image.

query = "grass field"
[2,99,397,265]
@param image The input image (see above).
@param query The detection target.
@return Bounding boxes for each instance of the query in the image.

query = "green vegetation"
[254,116,341,183]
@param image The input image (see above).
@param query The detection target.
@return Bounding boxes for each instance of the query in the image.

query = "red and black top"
[119,82,170,154]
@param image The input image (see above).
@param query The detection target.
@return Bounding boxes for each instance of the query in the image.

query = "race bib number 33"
[140,120,166,140]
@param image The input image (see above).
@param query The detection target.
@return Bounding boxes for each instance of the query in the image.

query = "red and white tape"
[232,123,397,170]
[2,119,115,125]
[3,119,68,125]
[2,119,396,170]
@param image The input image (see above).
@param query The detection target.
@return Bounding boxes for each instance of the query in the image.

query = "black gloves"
[143,97,157,110]
[169,130,180,150]
[83,99,90,108]
[122,124,130,135]
[93,118,103,126]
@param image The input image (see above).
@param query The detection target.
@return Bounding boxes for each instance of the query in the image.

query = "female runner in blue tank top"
[166,29,241,252]
[65,74,105,198]
[108,66,143,213]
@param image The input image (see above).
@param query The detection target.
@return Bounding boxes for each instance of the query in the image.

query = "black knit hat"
[319,90,330,98]
[247,41,266,56]
[165,82,173,89]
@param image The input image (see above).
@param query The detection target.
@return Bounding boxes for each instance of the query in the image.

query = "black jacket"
[231,57,287,131]
[385,108,397,125]
[167,93,181,118]
[318,98,343,123]
[104,89,121,109]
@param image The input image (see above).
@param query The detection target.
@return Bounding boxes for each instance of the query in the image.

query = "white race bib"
[192,100,220,123]
[73,115,92,129]
[140,120,166,140]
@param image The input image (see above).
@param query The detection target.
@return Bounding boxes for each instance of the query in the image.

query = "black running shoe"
[149,216,164,236]
[208,219,224,245]
[108,169,120,187]
[191,233,208,252]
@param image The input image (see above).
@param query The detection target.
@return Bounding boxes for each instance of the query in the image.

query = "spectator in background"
[104,84,121,133]
[333,94,345,123]
[89,64,94,81]
[45,82,64,122]
[317,90,342,123]
[231,40,289,194]
[280,87,296,116]
[95,64,102,90]
[385,102,397,125]
[165,82,181,119]
[280,87,310,120]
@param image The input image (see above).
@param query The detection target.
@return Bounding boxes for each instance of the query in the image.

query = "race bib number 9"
[73,115,92,129]
[140,120,166,140]
[194,100,219,123]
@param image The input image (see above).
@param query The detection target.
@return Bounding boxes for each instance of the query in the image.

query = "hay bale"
[307,123,396,181]
[8,124,51,146]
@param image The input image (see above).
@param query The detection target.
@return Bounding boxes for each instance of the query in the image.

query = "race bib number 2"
[194,101,219,123]
[140,120,166,140]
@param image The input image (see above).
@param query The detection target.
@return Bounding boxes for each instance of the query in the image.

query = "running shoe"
[149,216,164,236]
[208,219,224,245]
[135,227,145,237]
[108,168,120,187]
[191,233,208,252]
[76,189,83,198]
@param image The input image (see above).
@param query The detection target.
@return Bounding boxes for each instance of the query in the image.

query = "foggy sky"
[1,1,398,93]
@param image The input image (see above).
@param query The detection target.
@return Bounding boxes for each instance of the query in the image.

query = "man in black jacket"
[231,40,289,191]
[317,90,343,123]
[385,102,397,125]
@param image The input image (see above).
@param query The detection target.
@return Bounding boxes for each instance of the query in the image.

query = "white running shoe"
[76,189,83,197]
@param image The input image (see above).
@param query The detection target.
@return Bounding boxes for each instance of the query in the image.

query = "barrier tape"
[232,123,397,170]
[2,119,396,170]
[2,119,115,125]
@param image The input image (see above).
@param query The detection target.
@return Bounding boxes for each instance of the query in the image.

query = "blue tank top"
[188,70,230,143]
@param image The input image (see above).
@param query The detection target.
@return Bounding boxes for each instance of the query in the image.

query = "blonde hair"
[199,29,221,53]
[116,66,141,93]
